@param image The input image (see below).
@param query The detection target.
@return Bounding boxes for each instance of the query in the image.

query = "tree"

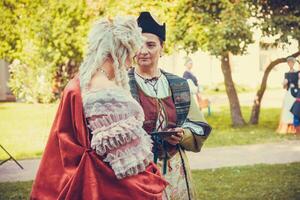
[1,0,106,103]
[109,0,254,126]
[1,0,54,102]
[0,0,29,62]
[170,0,254,126]
[104,0,178,54]
[249,0,300,124]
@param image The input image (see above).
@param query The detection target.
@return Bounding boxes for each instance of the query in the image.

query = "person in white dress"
[277,56,298,134]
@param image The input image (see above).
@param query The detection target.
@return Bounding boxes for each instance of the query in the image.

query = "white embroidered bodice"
[82,87,153,179]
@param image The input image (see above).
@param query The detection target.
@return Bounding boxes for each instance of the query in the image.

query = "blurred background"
[0,0,300,199]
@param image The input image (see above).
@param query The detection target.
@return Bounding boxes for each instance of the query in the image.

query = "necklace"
[97,68,110,79]
[135,71,162,95]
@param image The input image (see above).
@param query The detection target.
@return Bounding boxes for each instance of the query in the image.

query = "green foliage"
[252,0,300,47]
[104,0,175,53]
[8,59,54,103]
[36,0,94,95]
[170,0,254,56]
[0,1,23,62]
[169,0,254,126]
[1,0,298,104]
[104,0,255,56]
[106,0,165,15]
[0,0,105,103]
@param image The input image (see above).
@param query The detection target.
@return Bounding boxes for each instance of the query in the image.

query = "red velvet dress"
[30,77,167,200]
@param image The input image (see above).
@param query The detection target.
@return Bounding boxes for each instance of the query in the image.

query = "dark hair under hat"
[137,11,166,41]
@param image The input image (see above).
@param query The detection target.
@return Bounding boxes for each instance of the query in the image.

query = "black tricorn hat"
[137,12,166,41]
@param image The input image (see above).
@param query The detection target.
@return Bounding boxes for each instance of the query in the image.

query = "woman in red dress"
[30,16,167,200]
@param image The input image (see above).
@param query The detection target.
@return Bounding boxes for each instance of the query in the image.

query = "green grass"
[203,106,299,147]
[0,103,57,160]
[203,82,256,95]
[0,103,299,160]
[193,162,300,200]
[1,163,299,200]
[0,181,33,200]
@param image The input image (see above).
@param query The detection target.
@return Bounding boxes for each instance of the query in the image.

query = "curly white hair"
[79,16,143,91]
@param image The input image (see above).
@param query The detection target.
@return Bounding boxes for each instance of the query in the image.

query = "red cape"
[30,77,167,200]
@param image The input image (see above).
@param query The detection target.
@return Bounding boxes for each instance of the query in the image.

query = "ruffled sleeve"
[83,89,154,179]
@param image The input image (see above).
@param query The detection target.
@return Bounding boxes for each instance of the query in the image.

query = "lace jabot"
[82,87,153,179]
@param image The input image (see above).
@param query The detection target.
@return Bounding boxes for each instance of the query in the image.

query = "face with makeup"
[136,33,163,69]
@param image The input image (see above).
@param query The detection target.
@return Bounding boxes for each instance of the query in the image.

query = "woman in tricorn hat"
[128,12,212,200]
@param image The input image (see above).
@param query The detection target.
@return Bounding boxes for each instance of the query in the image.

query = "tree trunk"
[249,51,300,124]
[221,52,246,126]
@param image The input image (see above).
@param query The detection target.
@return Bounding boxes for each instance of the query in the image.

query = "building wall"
[0,60,10,101]
[158,40,299,89]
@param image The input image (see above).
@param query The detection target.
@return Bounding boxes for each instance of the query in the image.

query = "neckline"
[84,86,123,94]
[134,69,162,80]
[136,83,172,100]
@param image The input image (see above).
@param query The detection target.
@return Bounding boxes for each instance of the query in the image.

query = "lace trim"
[104,139,153,179]
[91,126,149,154]
[83,88,145,122]
[90,118,146,153]
[83,88,153,179]
[89,116,143,134]
[91,126,153,179]
[84,101,144,121]
[91,118,153,179]
[82,88,131,104]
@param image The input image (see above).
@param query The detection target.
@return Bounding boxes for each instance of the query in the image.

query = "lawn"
[203,82,257,95]
[1,162,299,200]
[193,162,300,200]
[0,102,299,160]
[0,103,57,160]
[203,106,299,147]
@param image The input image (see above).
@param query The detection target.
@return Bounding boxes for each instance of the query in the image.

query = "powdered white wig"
[79,16,143,90]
